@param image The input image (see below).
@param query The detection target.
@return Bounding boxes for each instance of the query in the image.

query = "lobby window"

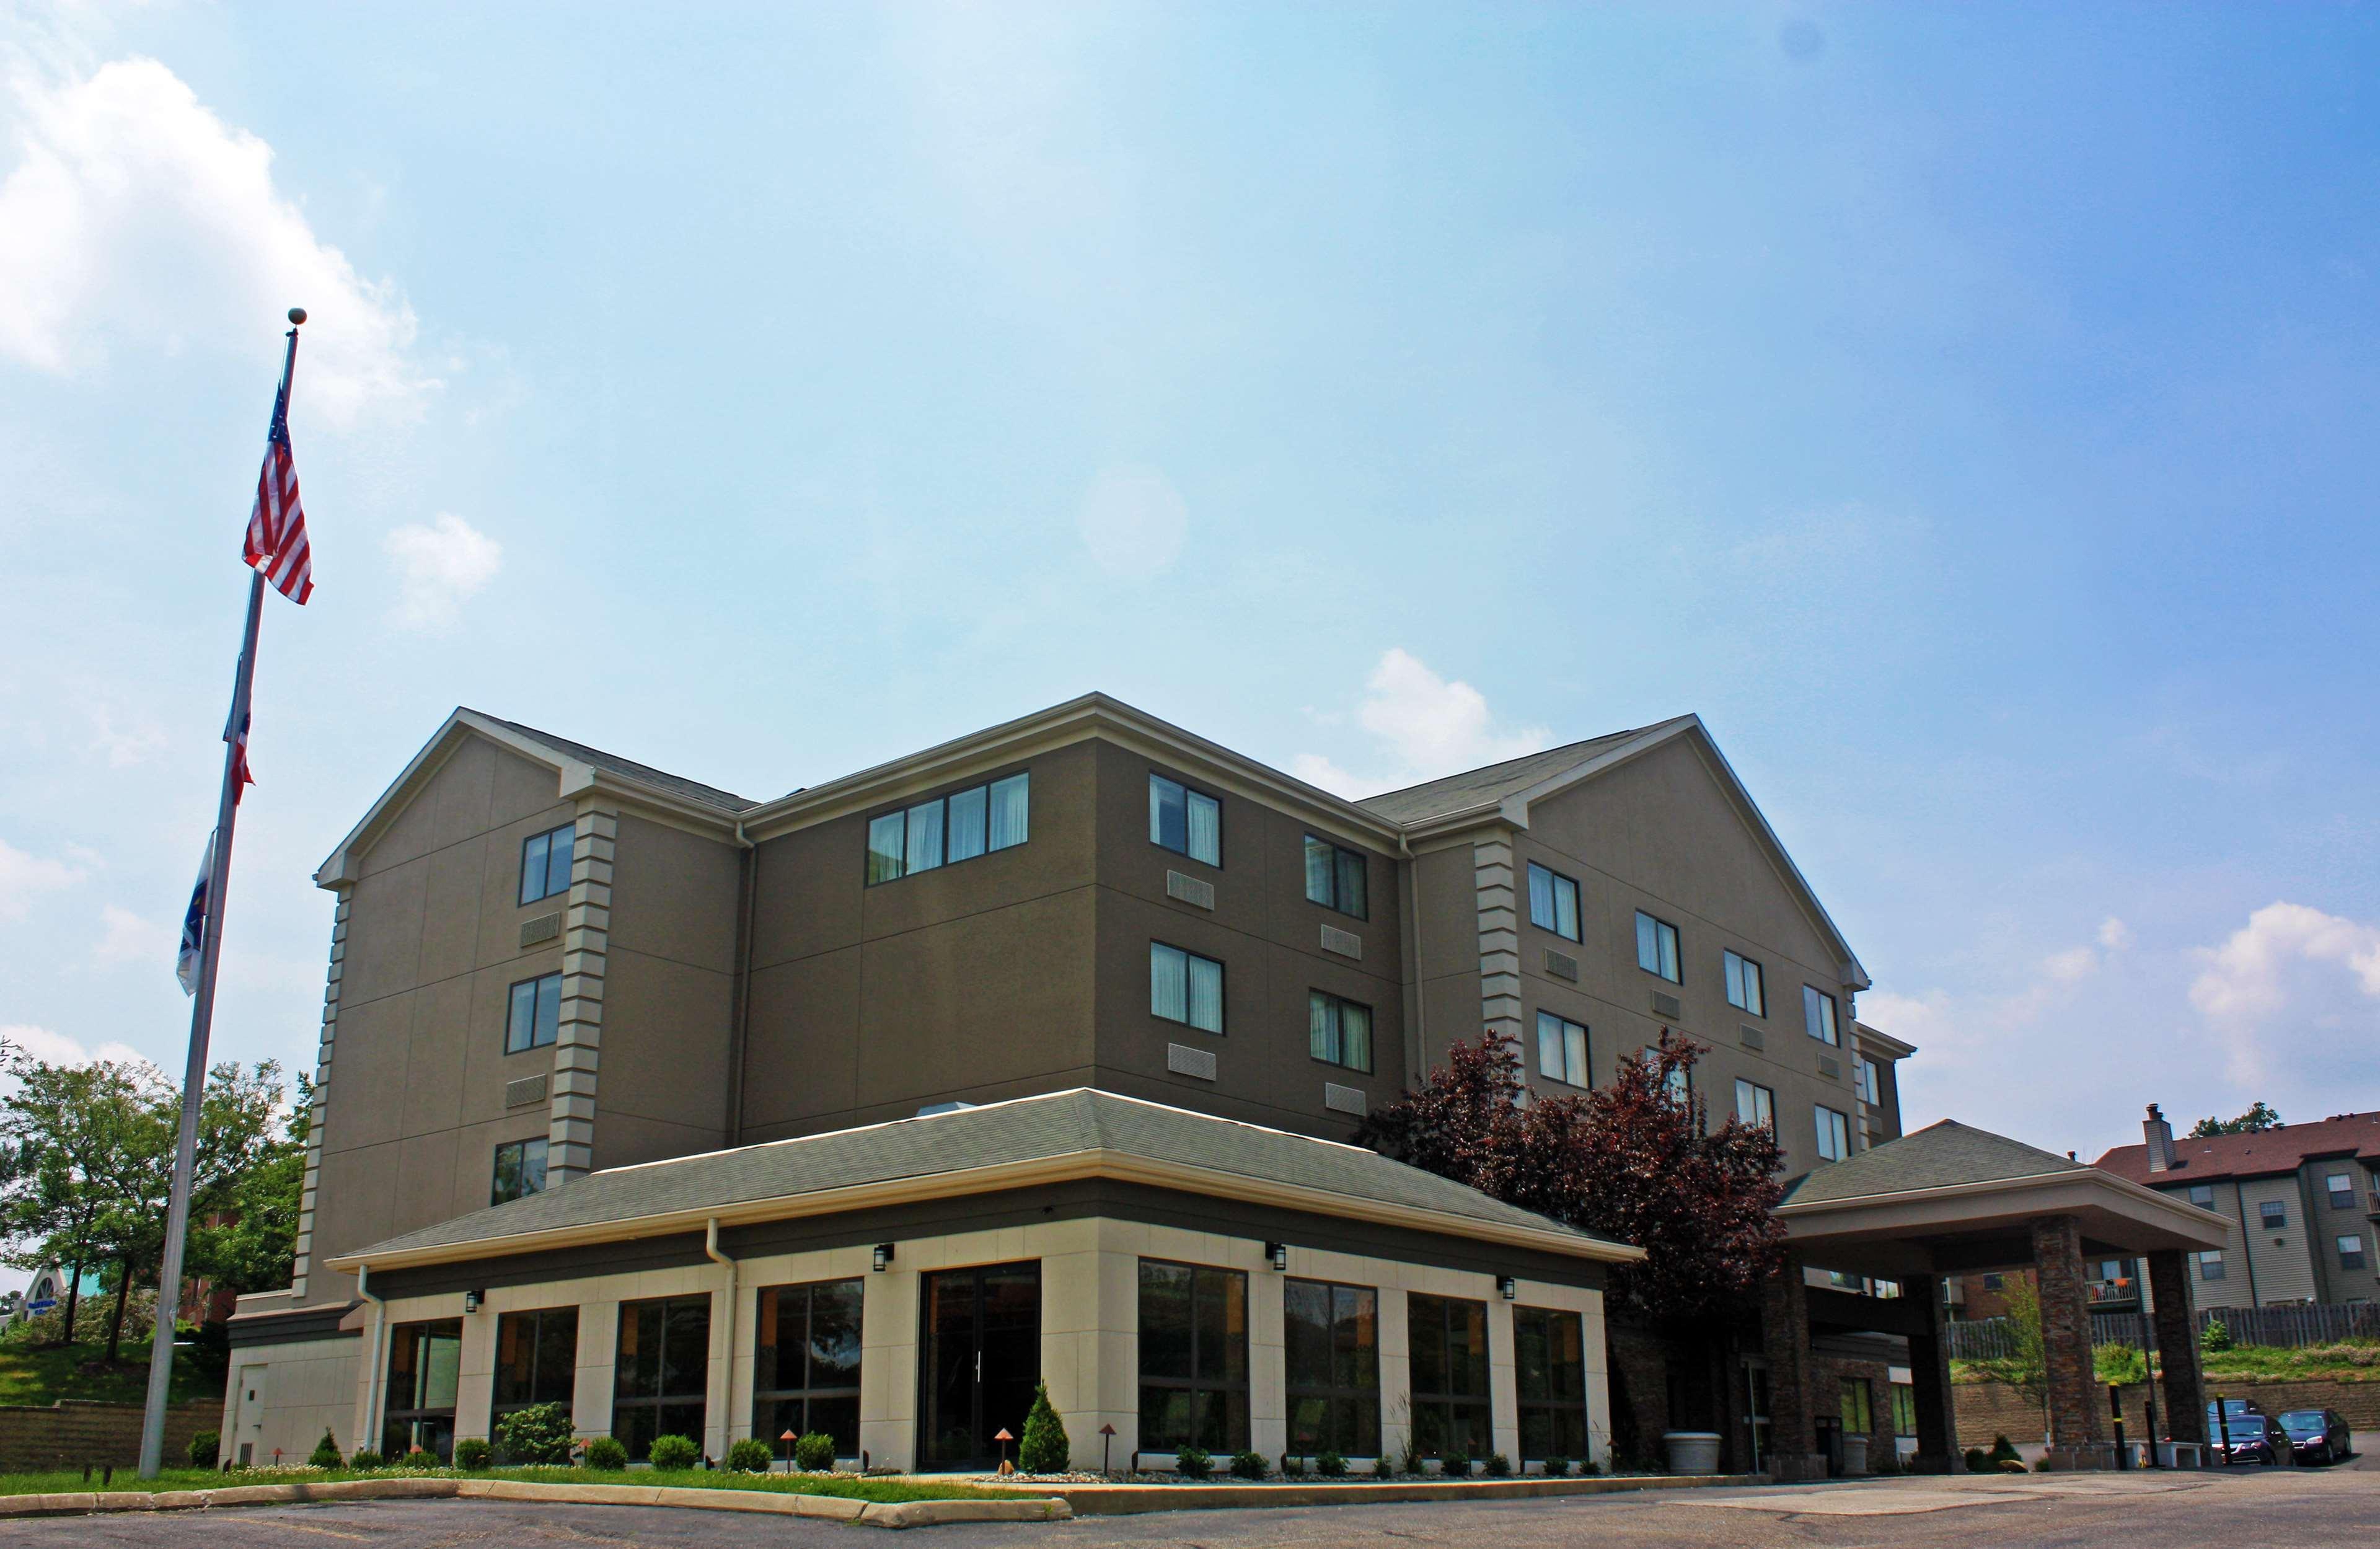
[1840,1377,1874,1434]
[1724,950,1765,1016]
[2330,1173,2356,1211]
[2340,1235,2369,1272]
[505,972,562,1054]
[382,1319,462,1463]
[1514,1306,1589,1463]
[1138,1261,1249,1455]
[491,1137,549,1206]
[493,1307,578,1423]
[1150,774,1222,867]
[1303,834,1367,919]
[1528,863,1580,942]
[1407,1294,1492,1461]
[1284,1279,1380,1459]
[754,1279,863,1460]
[1803,986,1840,1046]
[1308,991,1373,1072]
[1890,1382,1917,1438]
[1817,1105,1851,1163]
[865,772,1029,884]
[2198,1250,2226,1282]
[1734,1079,1775,1132]
[1634,911,1681,983]
[2188,1185,2216,1211]
[614,1295,711,1462]
[1150,943,1225,1035]
[518,823,575,906]
[2260,1199,2286,1230]
[1536,1011,1589,1088]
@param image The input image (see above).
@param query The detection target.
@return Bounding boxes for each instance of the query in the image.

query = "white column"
[575,1300,619,1441]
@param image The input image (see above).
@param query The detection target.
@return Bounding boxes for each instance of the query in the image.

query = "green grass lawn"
[0,1335,225,1408]
[1954,1340,2380,1387]
[0,1465,1003,1501]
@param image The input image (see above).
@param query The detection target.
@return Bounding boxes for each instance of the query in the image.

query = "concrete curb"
[987,1470,1764,1515]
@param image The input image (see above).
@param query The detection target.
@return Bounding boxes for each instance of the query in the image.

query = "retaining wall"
[0,1400,224,1472]
[1954,1376,2380,1449]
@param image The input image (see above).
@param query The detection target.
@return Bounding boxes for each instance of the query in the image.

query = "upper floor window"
[1723,950,1765,1016]
[1150,943,1224,1035]
[1803,986,1840,1046]
[1149,774,1221,867]
[1734,1079,1775,1132]
[1536,1011,1588,1088]
[2339,1234,2368,1271]
[866,772,1029,884]
[1308,991,1373,1072]
[1527,863,1580,942]
[2259,1199,2286,1230]
[1816,1105,1851,1162]
[492,1137,549,1205]
[519,824,574,906]
[1854,1057,1879,1105]
[1634,911,1681,983]
[2197,1250,2226,1281]
[1641,1047,1689,1105]
[2188,1184,2216,1210]
[2328,1173,2355,1211]
[1303,836,1368,919]
[506,971,562,1054]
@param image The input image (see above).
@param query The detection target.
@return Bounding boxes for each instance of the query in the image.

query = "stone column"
[2032,1214,2109,1470]
[1902,1274,1960,1472]
[1758,1256,1825,1481]
[2147,1249,2208,1449]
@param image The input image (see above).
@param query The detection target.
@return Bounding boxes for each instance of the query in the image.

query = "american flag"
[226,709,253,802]
[242,377,313,603]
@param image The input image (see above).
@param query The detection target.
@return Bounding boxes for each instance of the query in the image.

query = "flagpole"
[138,317,301,1480]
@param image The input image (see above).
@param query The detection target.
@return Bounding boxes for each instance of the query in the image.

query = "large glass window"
[1734,1079,1775,1132]
[1149,774,1222,867]
[1803,986,1840,1045]
[1284,1279,1379,1459]
[1407,1294,1492,1460]
[491,1137,549,1205]
[1514,1306,1588,1462]
[1527,863,1580,942]
[754,1279,863,1459]
[1151,943,1224,1035]
[1536,1011,1589,1088]
[1890,1382,1917,1437]
[1724,950,1765,1016]
[1137,1261,1249,1454]
[519,824,575,906]
[866,772,1030,884]
[1303,836,1368,919]
[1840,1378,1874,1433]
[382,1319,462,1463]
[1635,912,1681,982]
[505,972,562,1055]
[1308,991,1373,1072]
[493,1307,578,1423]
[1817,1105,1851,1162]
[614,1295,711,1462]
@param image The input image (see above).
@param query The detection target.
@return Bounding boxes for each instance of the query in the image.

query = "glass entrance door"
[919,1261,1041,1470]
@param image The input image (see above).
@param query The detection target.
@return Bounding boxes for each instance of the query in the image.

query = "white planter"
[1663,1431,1723,1475]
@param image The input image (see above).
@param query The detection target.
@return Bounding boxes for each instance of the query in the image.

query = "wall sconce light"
[464,1289,483,1313]
[1497,1277,1517,1301]
[872,1243,896,1273]
[1265,1242,1288,1272]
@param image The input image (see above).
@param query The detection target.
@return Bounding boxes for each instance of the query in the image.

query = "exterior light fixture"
[464,1289,483,1313]
[872,1243,896,1272]
[1497,1276,1517,1301]
[1266,1242,1288,1272]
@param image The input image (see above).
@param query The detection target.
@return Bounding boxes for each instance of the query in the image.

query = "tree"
[190,1071,311,1297]
[2188,1102,2283,1138]
[1978,1274,2047,1409]
[1018,1380,1071,1473]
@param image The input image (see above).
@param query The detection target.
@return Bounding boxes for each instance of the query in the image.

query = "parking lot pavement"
[13,1467,2380,1549]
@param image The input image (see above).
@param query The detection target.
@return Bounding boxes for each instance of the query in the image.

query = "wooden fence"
[1945,1300,2380,1361]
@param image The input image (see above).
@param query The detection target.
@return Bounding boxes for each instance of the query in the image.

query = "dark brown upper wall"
[596,814,741,1164]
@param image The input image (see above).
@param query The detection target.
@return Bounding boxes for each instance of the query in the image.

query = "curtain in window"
[988,774,1029,849]
[1308,992,1334,1062]
[1554,880,1578,940]
[1151,945,1188,1022]
[1186,953,1222,1033]
[1536,1013,1564,1081]
[866,813,905,883]
[1186,792,1220,867]
[1335,850,1365,917]
[905,798,945,873]
[1340,1002,1371,1070]
[1563,1021,1586,1085]
[1530,865,1556,930]
[946,787,987,862]
[1150,775,1183,850]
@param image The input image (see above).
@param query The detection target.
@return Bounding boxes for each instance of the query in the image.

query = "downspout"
[2232,1186,2261,1305]
[725,822,757,1149]
[356,1263,384,1457]
[705,1218,737,1455]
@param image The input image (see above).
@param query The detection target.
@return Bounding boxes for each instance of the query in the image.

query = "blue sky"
[3,1,2377,1235]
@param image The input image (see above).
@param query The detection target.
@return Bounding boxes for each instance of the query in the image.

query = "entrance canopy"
[1776,1121,2228,1279]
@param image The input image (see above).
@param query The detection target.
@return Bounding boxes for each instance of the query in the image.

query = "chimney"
[2144,1103,2176,1172]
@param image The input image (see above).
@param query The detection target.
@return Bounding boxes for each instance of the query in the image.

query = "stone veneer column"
[1758,1255,1825,1480]
[2032,1214,2109,1469]
[547,809,615,1183]
[1472,837,1523,1057]
[2147,1248,2208,1447]
[288,888,350,1297]
[1902,1274,1960,1472]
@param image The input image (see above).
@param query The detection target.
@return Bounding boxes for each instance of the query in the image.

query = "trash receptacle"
[1664,1431,1723,1475]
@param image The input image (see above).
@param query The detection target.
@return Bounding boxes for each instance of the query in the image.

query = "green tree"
[2187,1102,2283,1138]
[0,1050,153,1348]
[1976,1274,2048,1408]
[190,1072,311,1296]
[1018,1380,1070,1473]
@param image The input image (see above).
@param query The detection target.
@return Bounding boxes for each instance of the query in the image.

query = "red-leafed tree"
[1357,1030,1785,1320]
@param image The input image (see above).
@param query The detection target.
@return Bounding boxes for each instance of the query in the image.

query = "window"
[1308,991,1373,1072]
[1303,835,1367,919]
[1981,1273,2004,1292]
[2329,1173,2356,1211]
[1734,1079,1775,1132]
[1723,950,1765,1016]
[2188,1185,2216,1211]
[1284,1279,1379,1459]
[493,1308,578,1422]
[2340,1235,2369,1271]
[2259,1199,2286,1230]
[1150,774,1222,867]
[1514,1306,1589,1462]
[614,1295,711,1462]
[1803,985,1840,1046]
[1536,1011,1589,1088]
[381,1319,462,1463]
[1138,1261,1249,1455]
[1890,1382,1917,1437]
[2198,1250,2226,1281]
[505,972,562,1054]
[1839,1377,1873,1434]
[1634,911,1681,982]
[518,824,575,906]
[1854,1057,1879,1105]
[754,1279,863,1460]
[1407,1294,1492,1460]
[491,1138,549,1206]
[1642,1047,1689,1105]
[865,772,1029,883]
[1527,863,1580,942]
[1150,943,1225,1035]
[1817,1105,1851,1162]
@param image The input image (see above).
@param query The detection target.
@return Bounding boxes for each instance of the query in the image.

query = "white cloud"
[86,704,164,769]
[0,56,430,425]
[1293,649,1551,798]
[2097,917,2133,952]
[1289,754,1366,801]
[384,513,503,630]
[0,838,81,922]
[0,1022,145,1069]
[2043,947,2098,984]
[1077,466,1187,580]
[2189,902,2380,1083]
[94,904,172,966]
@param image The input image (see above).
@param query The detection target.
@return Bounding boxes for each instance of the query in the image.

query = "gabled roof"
[2096,1111,2380,1186]
[1358,726,1661,825]
[485,715,757,815]
[1783,1120,2087,1207]
[327,1088,1641,1271]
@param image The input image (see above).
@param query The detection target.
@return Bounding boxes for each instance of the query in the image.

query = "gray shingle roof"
[487,713,758,814]
[1781,1120,2088,1207]
[339,1090,1629,1263]
[1357,726,1663,825]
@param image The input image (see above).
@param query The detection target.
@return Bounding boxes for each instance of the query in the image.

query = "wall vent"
[503,1075,548,1109]
[1165,871,1215,911]
[1739,1023,1765,1051]
[1166,1043,1217,1082]
[519,912,563,948]
[1542,949,1579,982]
[1324,1083,1368,1117]
[1817,1054,1843,1081]
[1320,924,1363,960]
[1651,991,1682,1021]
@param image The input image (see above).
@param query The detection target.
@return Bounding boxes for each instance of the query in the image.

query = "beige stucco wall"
[227,1334,363,1466]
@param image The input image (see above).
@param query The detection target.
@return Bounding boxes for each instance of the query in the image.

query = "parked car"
[2206,1397,2264,1426]
[2219,1414,2292,1466]
[2278,1410,2353,1465]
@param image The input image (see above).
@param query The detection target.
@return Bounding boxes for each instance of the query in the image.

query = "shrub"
[1541,1455,1571,1478]
[1229,1450,1268,1480]
[725,1437,772,1473]
[1484,1452,1512,1478]
[307,1430,343,1470]
[1316,1450,1347,1478]
[346,1448,385,1470]
[2202,1318,2233,1354]
[1577,1459,1602,1477]
[1019,1381,1070,1474]
[1401,1442,1426,1476]
[2095,1341,2148,1386]
[1280,1454,1308,1478]
[582,1436,628,1472]
[1963,1446,1989,1473]
[452,1437,492,1471]
[794,1431,836,1472]
[1440,1451,1471,1478]
[1372,1454,1396,1478]
[1988,1435,2022,1467]
[1175,1445,1213,1479]
[495,1403,575,1467]
[648,1434,700,1470]
[188,1431,219,1468]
